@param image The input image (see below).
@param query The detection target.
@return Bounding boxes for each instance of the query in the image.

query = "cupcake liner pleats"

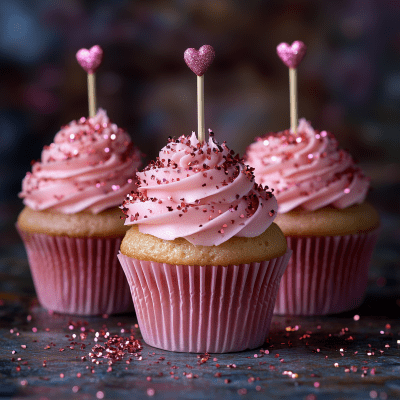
[18,229,133,316]
[118,250,292,353]
[274,229,380,316]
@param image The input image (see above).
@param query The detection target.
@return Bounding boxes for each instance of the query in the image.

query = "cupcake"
[118,132,291,353]
[245,118,380,315]
[17,109,142,315]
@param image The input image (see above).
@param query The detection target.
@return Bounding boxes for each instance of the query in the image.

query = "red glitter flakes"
[197,352,210,364]
[286,325,300,332]
[283,371,298,379]
[89,334,142,364]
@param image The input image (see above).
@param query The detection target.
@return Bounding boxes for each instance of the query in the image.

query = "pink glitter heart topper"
[276,41,307,68]
[76,45,103,73]
[184,45,215,76]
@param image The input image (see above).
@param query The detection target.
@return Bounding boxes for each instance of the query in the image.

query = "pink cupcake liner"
[118,250,292,353]
[274,229,380,316]
[18,229,133,316]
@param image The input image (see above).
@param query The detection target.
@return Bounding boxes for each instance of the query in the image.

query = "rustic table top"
[1,302,399,400]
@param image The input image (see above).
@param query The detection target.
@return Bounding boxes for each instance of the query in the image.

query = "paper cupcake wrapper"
[18,229,133,316]
[274,229,380,316]
[118,250,291,353]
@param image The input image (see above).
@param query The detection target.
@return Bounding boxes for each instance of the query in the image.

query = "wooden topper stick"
[276,41,307,134]
[87,73,96,118]
[76,45,104,118]
[289,68,297,134]
[184,45,215,142]
[197,75,205,143]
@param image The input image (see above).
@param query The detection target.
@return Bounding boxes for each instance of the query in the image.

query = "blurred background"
[0,0,399,306]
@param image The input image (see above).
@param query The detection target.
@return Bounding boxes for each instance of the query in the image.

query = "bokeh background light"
[0,0,399,237]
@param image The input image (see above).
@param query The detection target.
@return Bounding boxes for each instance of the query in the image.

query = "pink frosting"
[20,109,142,214]
[245,119,370,213]
[122,132,277,246]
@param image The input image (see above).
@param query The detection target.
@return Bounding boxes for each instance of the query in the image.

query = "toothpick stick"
[289,68,297,133]
[76,45,104,117]
[276,41,307,134]
[184,45,215,143]
[87,73,96,118]
[197,75,205,143]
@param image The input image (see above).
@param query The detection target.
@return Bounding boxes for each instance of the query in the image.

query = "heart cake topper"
[276,40,307,133]
[276,41,307,69]
[184,45,215,76]
[76,45,103,74]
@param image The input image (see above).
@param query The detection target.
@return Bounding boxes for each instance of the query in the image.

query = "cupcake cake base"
[274,229,379,316]
[18,229,133,316]
[273,203,380,316]
[118,250,292,353]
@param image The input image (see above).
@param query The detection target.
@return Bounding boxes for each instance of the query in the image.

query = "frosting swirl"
[20,109,142,214]
[245,119,370,213]
[122,132,277,246]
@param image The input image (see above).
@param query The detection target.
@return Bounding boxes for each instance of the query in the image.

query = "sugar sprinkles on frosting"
[20,109,142,214]
[122,132,278,246]
[245,119,370,213]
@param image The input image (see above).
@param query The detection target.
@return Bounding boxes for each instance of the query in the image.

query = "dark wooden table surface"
[1,186,399,400]
[1,301,400,400]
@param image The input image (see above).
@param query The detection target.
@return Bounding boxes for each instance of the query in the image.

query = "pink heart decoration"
[276,41,307,68]
[184,45,215,76]
[76,45,103,73]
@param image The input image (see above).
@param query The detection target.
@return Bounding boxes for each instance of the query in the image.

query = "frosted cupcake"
[17,109,142,315]
[245,118,380,315]
[118,132,291,353]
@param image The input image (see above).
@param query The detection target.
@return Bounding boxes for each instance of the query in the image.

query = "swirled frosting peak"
[245,119,370,213]
[121,132,277,246]
[20,109,142,214]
